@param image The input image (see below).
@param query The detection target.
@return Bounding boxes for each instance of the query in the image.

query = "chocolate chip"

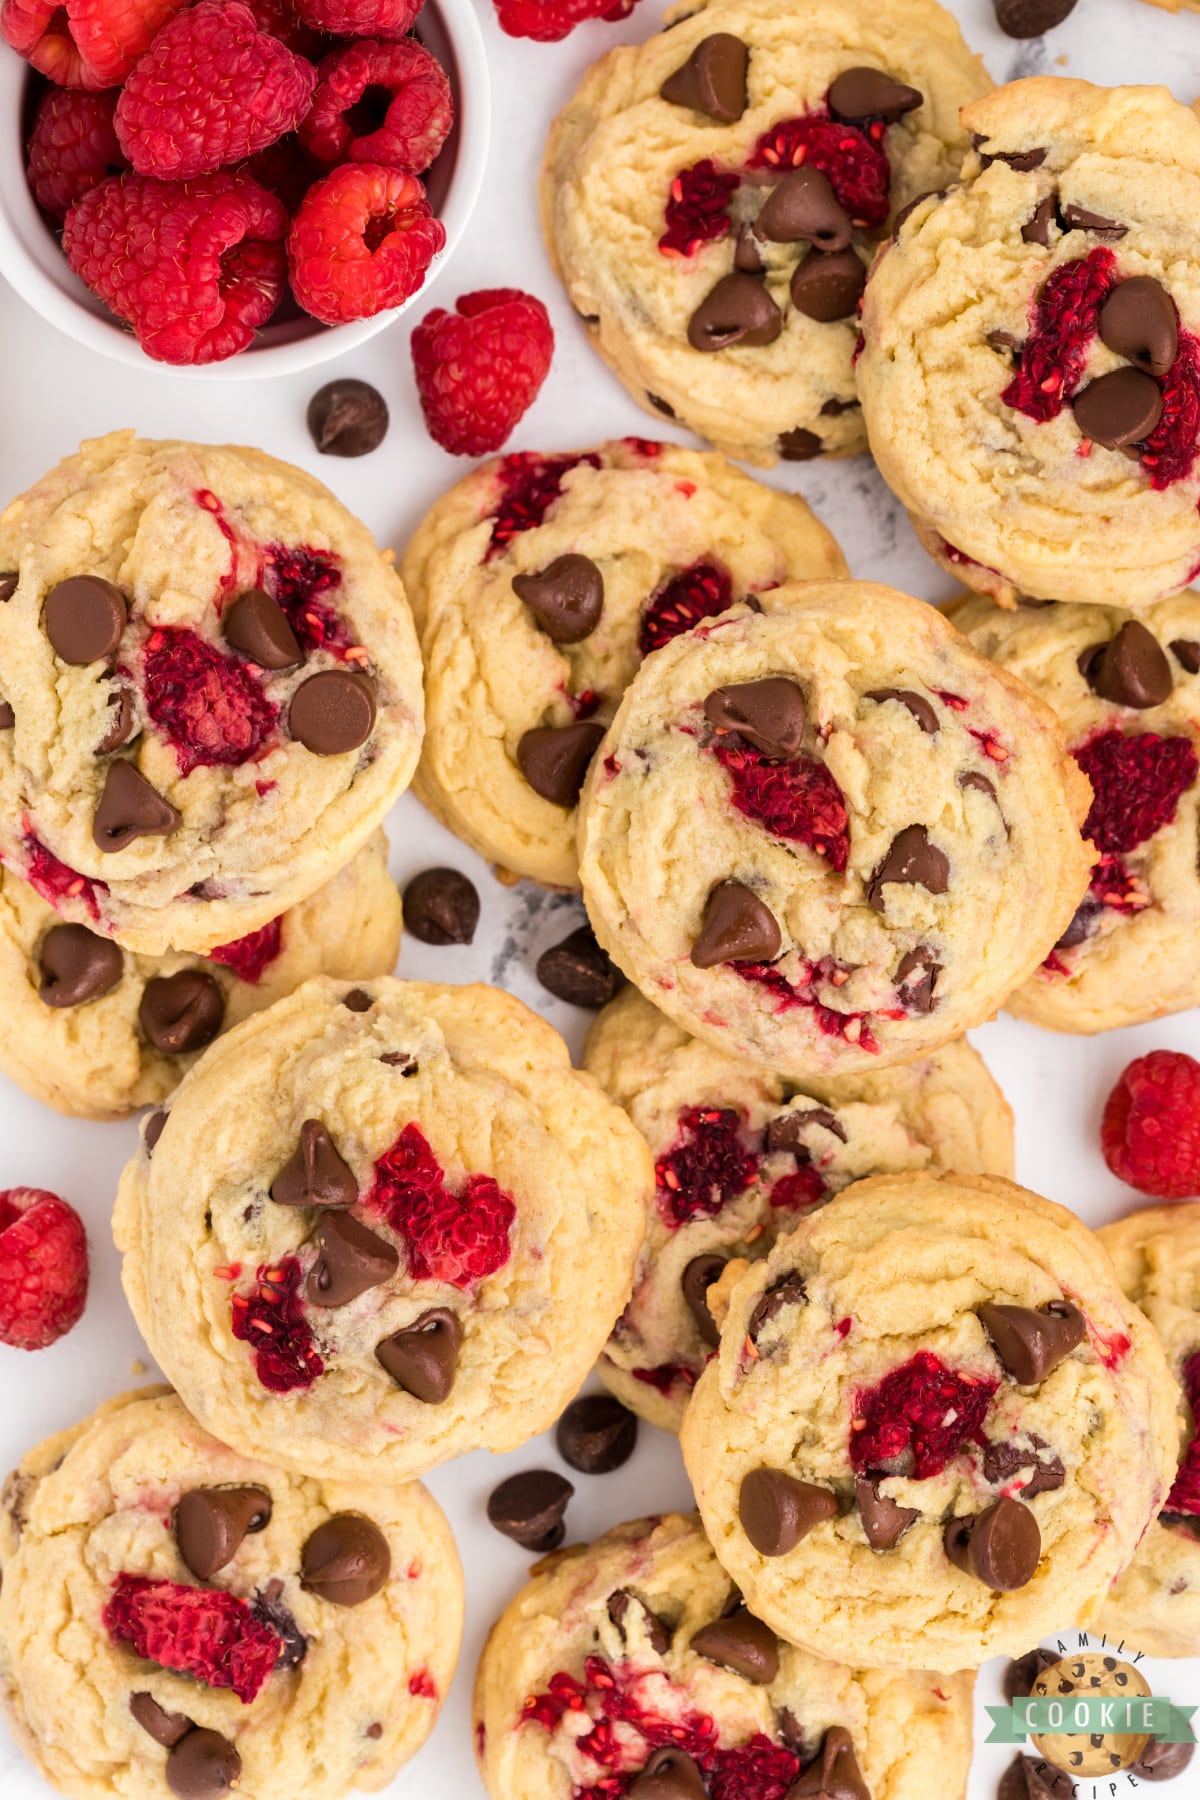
[649,393,679,417]
[486,1469,573,1551]
[307,1211,398,1307]
[1088,620,1173,708]
[765,1108,844,1152]
[1074,367,1163,450]
[93,688,134,757]
[289,669,376,755]
[130,1693,192,1747]
[138,971,224,1055]
[993,0,1077,31]
[0,573,17,602]
[93,760,181,852]
[987,148,1049,172]
[307,378,389,457]
[1059,203,1126,239]
[516,720,605,806]
[375,1307,462,1401]
[980,1435,1065,1497]
[1098,276,1178,381]
[789,248,865,322]
[1004,1648,1061,1702]
[250,1577,308,1669]
[1022,196,1056,247]
[660,32,748,123]
[892,189,939,234]
[380,1051,418,1073]
[866,688,937,733]
[791,1727,869,1800]
[756,167,851,251]
[557,1393,638,1472]
[513,554,605,644]
[165,1728,241,1800]
[1130,1737,1195,1780]
[828,67,922,124]
[301,1513,390,1605]
[174,1485,272,1580]
[144,1109,167,1154]
[999,1753,1073,1800]
[0,701,12,731]
[895,946,939,1013]
[987,329,1023,356]
[37,922,123,1008]
[43,575,126,664]
[342,988,372,1011]
[627,1748,709,1800]
[733,225,764,273]
[402,866,480,945]
[778,428,823,461]
[944,1496,1040,1590]
[688,274,782,351]
[979,1299,1087,1383]
[960,770,998,802]
[365,1723,383,1740]
[691,881,781,968]
[748,1274,807,1342]
[867,825,949,911]
[738,1468,837,1555]
[608,1589,670,1654]
[1171,639,1200,674]
[682,1254,726,1347]
[690,1606,779,1682]
[270,1120,357,1209]
[223,590,302,670]
[536,924,623,1007]
[855,1476,918,1550]
[704,677,805,759]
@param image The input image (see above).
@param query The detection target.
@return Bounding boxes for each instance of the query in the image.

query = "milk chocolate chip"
[516,721,605,805]
[944,1496,1041,1590]
[660,32,748,124]
[375,1308,462,1402]
[486,1469,573,1551]
[682,1253,726,1347]
[738,1468,837,1555]
[165,1728,241,1800]
[691,881,781,968]
[270,1119,357,1209]
[790,248,865,322]
[37,923,123,1007]
[790,1726,869,1800]
[174,1486,272,1579]
[1073,368,1163,449]
[1088,620,1172,709]
[513,554,605,644]
[1099,277,1178,380]
[755,167,851,250]
[301,1513,390,1605]
[627,1749,709,1800]
[307,1212,399,1306]
[690,1606,779,1682]
[855,1476,918,1550]
[688,275,782,351]
[138,971,224,1055]
[223,590,302,670]
[93,761,181,851]
[827,67,922,124]
[978,1300,1086,1383]
[704,677,805,759]
[402,867,480,945]
[867,825,950,911]
[289,670,376,755]
[557,1393,638,1472]
[44,576,127,664]
[307,378,389,457]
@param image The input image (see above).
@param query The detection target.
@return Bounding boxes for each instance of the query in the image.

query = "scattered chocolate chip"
[1059,203,1127,239]
[307,1211,399,1307]
[93,760,181,852]
[791,1726,869,1800]
[165,1728,241,1800]
[486,1469,573,1551]
[766,1108,844,1152]
[301,1513,390,1605]
[1088,619,1173,708]
[895,945,940,1013]
[979,1299,1087,1384]
[1130,1737,1195,1780]
[627,1748,709,1800]
[174,1485,272,1580]
[960,770,998,802]
[95,688,135,754]
[223,590,302,670]
[855,1476,918,1550]
[691,880,781,968]
[1099,276,1178,380]
[1022,196,1056,247]
[790,248,865,322]
[608,1589,671,1654]
[43,575,126,664]
[688,274,783,351]
[649,393,678,417]
[778,428,823,461]
[1073,366,1163,450]
[994,0,1077,33]
[380,1051,418,1073]
[820,396,860,416]
[756,166,851,250]
[37,922,123,1008]
[375,1307,462,1401]
[892,189,939,234]
[1170,638,1200,674]
[660,32,748,124]
[986,147,1049,172]
[828,67,922,124]
[748,1275,808,1341]
[1004,1648,1061,1703]
[0,701,12,730]
[682,1254,726,1347]
[1053,897,1098,950]
[270,1119,357,1209]
[944,1496,1040,1590]
[690,1606,779,1682]
[513,554,605,644]
[517,720,605,806]
[557,1393,638,1473]
[733,225,764,273]
[738,1467,837,1556]
[365,1723,383,1740]
[704,676,805,759]
[866,687,937,733]
[130,1693,192,1747]
[144,1109,167,1154]
[980,1434,1065,1497]
[536,924,623,1007]
[307,378,389,457]
[998,1753,1073,1800]
[867,825,950,911]
[0,573,17,602]
[250,1579,308,1668]
[289,669,376,755]
[342,988,372,1011]
[402,866,480,945]
[138,970,224,1055]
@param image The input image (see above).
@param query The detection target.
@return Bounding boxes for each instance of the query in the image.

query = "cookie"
[0,1386,462,1800]
[113,976,652,1483]
[576,581,1093,1080]
[473,1511,974,1800]
[679,1173,1180,1671]
[0,832,402,1119]
[949,593,1200,1033]
[1096,1205,1200,1658]
[859,78,1200,610]
[0,432,423,956]
[540,0,989,466]
[401,439,846,888]
[582,986,1013,1431]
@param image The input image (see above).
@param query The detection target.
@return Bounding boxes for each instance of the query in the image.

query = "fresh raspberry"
[63,170,287,365]
[1,0,187,91]
[242,0,322,55]
[143,626,278,775]
[26,87,124,221]
[231,1257,325,1392]
[487,452,601,559]
[0,1189,88,1350]
[492,0,638,41]
[243,135,320,214]
[103,1575,282,1701]
[1002,248,1117,424]
[411,288,554,457]
[207,916,283,982]
[1101,1050,1200,1199]
[1166,1351,1200,1516]
[713,743,850,873]
[365,1123,515,1286]
[850,1350,998,1478]
[748,113,891,229]
[300,39,452,177]
[287,162,443,324]
[769,1166,826,1211]
[638,562,734,655]
[631,1362,698,1395]
[1140,327,1200,490]
[659,160,738,258]
[655,1107,759,1229]
[260,543,349,653]
[293,0,421,34]
[22,830,106,921]
[1073,728,1199,856]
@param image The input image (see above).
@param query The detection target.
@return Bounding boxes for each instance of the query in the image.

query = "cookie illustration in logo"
[1031,1654,1153,1776]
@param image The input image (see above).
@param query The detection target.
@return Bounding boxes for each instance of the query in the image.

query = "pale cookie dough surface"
[679,1174,1180,1671]
[0,832,402,1119]
[473,1512,974,1800]
[576,582,1093,1081]
[114,977,652,1483]
[0,433,424,955]
[1097,1205,1200,1658]
[859,78,1200,609]
[950,594,1200,1034]
[582,987,1013,1431]
[0,1386,463,1800]
[401,440,846,888]
[541,0,990,467]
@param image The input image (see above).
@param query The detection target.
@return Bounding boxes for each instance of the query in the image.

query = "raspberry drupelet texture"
[492,0,638,42]
[300,39,453,175]
[1141,328,1200,490]
[143,626,278,774]
[293,0,422,35]
[411,288,554,456]
[26,87,124,220]
[207,916,284,983]
[713,742,850,872]
[1,0,187,90]
[637,562,733,655]
[0,1188,88,1350]
[242,0,322,54]
[365,1123,516,1285]
[487,452,601,557]
[231,1257,324,1392]
[1101,1050,1200,1199]
[103,1575,283,1701]
[655,1107,759,1228]
[850,1350,999,1478]
[1073,729,1199,855]
[1166,1351,1200,1517]
[287,162,444,324]
[1002,248,1118,424]
[659,160,739,258]
[748,114,891,228]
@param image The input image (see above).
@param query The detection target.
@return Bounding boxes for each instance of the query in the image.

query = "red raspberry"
[22,831,106,920]
[142,626,278,774]
[231,1258,324,1392]
[207,915,283,983]
[655,1107,758,1229]
[63,170,287,365]
[492,0,638,42]
[1,0,186,90]
[1166,1351,1200,1516]
[0,1188,88,1350]
[638,562,734,654]
[300,39,452,176]
[850,1350,998,1479]
[365,1123,516,1286]
[242,0,323,55]
[292,0,422,37]
[713,743,850,874]
[1141,327,1200,490]
[115,1,316,181]
[1073,729,1199,856]
[748,113,891,229]
[631,1362,698,1397]
[260,543,348,651]
[769,1166,826,1211]
[486,452,601,558]
[411,288,554,457]
[659,159,738,258]
[1101,1050,1200,1199]
[103,1575,282,1701]
[26,87,124,221]
[1003,248,1117,424]
[243,134,320,214]
[288,162,443,324]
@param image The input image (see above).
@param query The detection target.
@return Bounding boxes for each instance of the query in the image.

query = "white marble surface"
[1,0,1200,1795]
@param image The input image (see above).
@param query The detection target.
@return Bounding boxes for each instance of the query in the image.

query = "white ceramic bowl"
[0,0,490,379]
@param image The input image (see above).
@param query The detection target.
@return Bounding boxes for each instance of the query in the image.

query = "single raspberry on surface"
[143,626,278,774]
[231,1257,324,1392]
[655,1107,758,1229]
[659,159,738,258]
[103,1574,282,1701]
[486,452,601,558]
[492,0,637,41]
[1073,728,1199,856]
[293,0,422,35]
[748,113,891,228]
[411,288,554,457]
[1166,1351,1200,1515]
[0,1188,88,1350]
[300,39,452,176]
[638,562,734,655]
[1101,1050,1200,1198]
[288,162,443,324]
[207,915,283,982]
[850,1350,998,1479]
[26,87,124,221]
[1002,247,1118,424]
[713,743,850,873]
[365,1123,515,1286]
[1,0,187,90]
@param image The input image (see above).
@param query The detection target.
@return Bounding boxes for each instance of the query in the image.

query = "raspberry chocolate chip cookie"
[949,594,1200,1033]
[859,78,1200,610]
[0,831,401,1120]
[401,439,846,889]
[576,582,1092,1080]
[582,986,1014,1432]
[540,0,989,467]
[474,1512,974,1800]
[0,1386,462,1800]
[0,432,423,956]
[1096,1205,1200,1659]
[114,977,651,1482]
[679,1173,1180,1671]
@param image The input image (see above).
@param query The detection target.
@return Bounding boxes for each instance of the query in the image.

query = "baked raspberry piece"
[713,743,850,873]
[1002,248,1117,424]
[288,163,444,324]
[748,114,891,229]
[655,1107,758,1228]
[487,452,601,558]
[412,288,554,456]
[22,831,106,920]
[103,1574,282,1701]
[26,88,124,221]
[1141,328,1200,490]
[850,1350,998,1478]
[261,543,349,653]
[769,1165,826,1211]
[300,39,452,176]
[638,562,733,654]
[293,0,421,36]
[207,915,284,982]
[365,1122,516,1286]
[493,0,637,41]
[632,1361,698,1395]
[0,1188,88,1350]
[1,0,186,90]
[1073,728,1199,855]
[231,1257,324,1392]
[659,160,739,258]
[143,627,278,774]
[1101,1050,1200,1199]
[1165,1351,1200,1516]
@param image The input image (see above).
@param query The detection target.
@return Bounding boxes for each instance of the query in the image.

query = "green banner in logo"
[985,1697,1197,1745]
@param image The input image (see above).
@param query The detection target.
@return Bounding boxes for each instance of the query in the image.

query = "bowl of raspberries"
[0,0,489,371]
